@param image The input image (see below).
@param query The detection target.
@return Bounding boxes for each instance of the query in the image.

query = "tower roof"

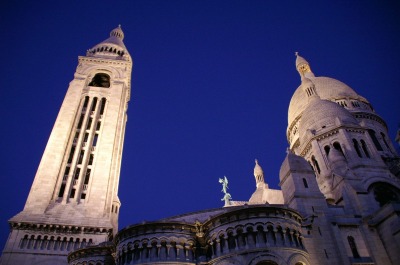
[86,25,131,61]
[254,159,264,178]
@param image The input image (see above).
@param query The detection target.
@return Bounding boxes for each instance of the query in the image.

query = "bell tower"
[0,26,132,265]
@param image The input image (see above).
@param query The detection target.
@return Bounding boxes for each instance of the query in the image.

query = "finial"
[118,24,121,28]
[255,159,258,164]
[295,51,299,56]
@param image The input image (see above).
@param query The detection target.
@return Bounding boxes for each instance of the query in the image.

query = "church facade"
[1,27,400,265]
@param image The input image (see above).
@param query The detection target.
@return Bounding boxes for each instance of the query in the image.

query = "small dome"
[298,97,359,143]
[110,25,124,40]
[254,159,264,177]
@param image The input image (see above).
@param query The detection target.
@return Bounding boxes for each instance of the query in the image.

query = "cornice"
[9,221,112,235]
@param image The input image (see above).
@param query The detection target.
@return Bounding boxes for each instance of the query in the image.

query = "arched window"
[353,139,362,157]
[324,145,330,156]
[347,236,360,258]
[89,73,110,88]
[333,142,345,157]
[368,129,383,151]
[360,140,370,158]
[380,132,390,149]
[303,178,309,188]
[311,156,320,174]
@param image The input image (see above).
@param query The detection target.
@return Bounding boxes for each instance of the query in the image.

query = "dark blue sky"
[1,1,399,250]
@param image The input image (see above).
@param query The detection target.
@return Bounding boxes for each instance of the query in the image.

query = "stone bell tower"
[0,26,132,265]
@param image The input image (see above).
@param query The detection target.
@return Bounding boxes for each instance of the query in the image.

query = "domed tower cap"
[110,25,124,40]
[295,52,314,79]
[254,159,265,187]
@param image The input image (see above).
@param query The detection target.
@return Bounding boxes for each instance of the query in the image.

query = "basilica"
[1,26,400,265]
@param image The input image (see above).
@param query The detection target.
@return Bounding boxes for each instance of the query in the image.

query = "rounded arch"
[287,253,311,265]
[83,65,122,80]
[248,253,288,265]
[88,73,110,88]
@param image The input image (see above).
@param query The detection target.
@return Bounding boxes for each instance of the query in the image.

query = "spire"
[295,52,314,79]
[254,159,265,187]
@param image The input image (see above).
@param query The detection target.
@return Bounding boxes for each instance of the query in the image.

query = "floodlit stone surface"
[1,34,400,265]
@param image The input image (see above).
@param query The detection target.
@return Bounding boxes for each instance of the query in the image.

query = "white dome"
[298,97,359,143]
[288,76,367,127]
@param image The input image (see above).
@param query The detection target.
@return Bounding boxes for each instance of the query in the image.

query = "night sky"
[1,1,399,251]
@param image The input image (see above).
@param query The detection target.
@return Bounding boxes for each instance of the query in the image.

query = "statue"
[219,176,232,206]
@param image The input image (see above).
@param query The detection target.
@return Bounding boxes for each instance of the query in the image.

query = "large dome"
[288,76,367,127]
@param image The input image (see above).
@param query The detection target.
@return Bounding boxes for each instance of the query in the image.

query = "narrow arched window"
[100,98,107,115]
[91,97,98,112]
[303,178,308,188]
[380,132,390,149]
[82,96,89,110]
[311,156,320,174]
[324,146,330,156]
[360,140,370,158]
[353,139,362,158]
[333,142,345,157]
[347,236,360,258]
[368,129,383,151]
[88,73,110,88]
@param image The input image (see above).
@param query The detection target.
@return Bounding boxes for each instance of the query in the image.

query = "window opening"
[100,98,106,115]
[74,168,80,179]
[67,146,75,164]
[92,134,98,147]
[368,129,383,151]
[88,154,94,165]
[353,139,362,158]
[64,167,70,178]
[371,183,400,206]
[311,156,321,174]
[303,178,308,188]
[347,236,360,258]
[91,98,98,112]
[89,73,110,88]
[84,133,89,143]
[84,169,91,184]
[360,140,370,158]
[70,189,76,198]
[86,118,92,130]
[78,151,84,164]
[81,193,86,199]
[83,96,89,108]
[58,184,66,197]
[96,121,101,131]
[77,114,84,129]
[333,142,345,157]
[380,132,390,149]
[324,146,330,156]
